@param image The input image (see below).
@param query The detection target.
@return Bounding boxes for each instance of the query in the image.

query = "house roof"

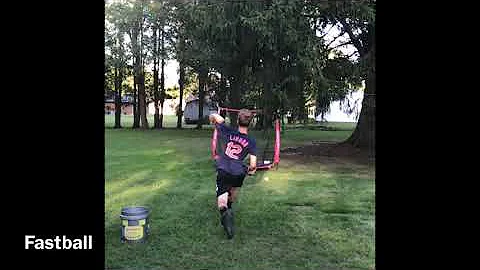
[186,93,214,103]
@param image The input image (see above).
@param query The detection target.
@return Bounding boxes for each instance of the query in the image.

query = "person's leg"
[216,171,229,211]
[216,170,234,239]
[227,187,240,209]
[227,174,246,210]
[217,191,229,210]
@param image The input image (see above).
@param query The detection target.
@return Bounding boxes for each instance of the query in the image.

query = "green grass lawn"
[105,120,375,269]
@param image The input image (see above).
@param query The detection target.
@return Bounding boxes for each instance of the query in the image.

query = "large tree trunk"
[177,61,185,129]
[137,16,149,129]
[345,24,375,159]
[131,25,144,129]
[135,45,148,129]
[196,66,208,129]
[114,67,122,129]
[153,26,161,129]
[132,75,140,128]
[138,73,149,129]
[153,66,161,128]
[177,30,185,129]
[130,5,148,130]
[159,28,165,129]
[345,64,375,156]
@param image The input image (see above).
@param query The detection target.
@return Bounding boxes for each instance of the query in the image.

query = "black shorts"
[216,169,246,197]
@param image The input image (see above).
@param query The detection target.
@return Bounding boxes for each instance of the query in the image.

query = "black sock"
[227,201,233,209]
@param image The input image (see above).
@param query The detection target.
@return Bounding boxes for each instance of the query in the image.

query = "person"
[209,109,257,239]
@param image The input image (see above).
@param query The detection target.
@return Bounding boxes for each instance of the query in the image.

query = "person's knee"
[217,192,228,209]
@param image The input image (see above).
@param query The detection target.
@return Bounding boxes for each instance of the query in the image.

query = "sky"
[163,60,179,89]
[320,90,363,122]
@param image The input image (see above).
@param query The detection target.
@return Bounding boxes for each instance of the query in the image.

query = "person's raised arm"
[209,113,225,124]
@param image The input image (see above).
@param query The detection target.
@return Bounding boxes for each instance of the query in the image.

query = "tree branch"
[325,29,346,47]
[318,23,334,39]
[327,41,353,52]
[338,17,366,56]
[302,13,317,18]
[346,51,359,59]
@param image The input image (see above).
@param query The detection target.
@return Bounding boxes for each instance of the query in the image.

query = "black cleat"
[221,209,234,239]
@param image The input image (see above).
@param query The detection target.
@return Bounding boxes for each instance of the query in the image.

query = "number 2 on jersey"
[225,142,242,159]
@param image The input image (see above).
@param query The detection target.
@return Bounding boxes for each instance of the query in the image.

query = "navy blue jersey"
[215,122,256,175]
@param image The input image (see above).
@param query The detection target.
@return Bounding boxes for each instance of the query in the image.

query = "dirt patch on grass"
[281,142,375,169]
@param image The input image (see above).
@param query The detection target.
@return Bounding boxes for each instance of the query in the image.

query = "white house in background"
[147,98,184,116]
[183,94,217,124]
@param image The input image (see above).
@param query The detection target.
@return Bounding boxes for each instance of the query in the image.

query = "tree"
[239,0,324,128]
[316,53,363,122]
[172,0,188,128]
[146,0,175,129]
[123,0,149,129]
[341,17,375,155]
[106,2,131,128]
[148,2,162,128]
[180,1,211,129]
[315,0,376,154]
[105,0,373,146]
[177,44,185,128]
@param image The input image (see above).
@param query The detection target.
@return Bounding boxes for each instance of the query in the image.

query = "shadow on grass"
[105,169,374,270]
[245,160,375,269]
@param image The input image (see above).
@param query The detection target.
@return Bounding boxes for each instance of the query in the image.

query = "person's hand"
[209,114,216,124]
[247,166,256,175]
